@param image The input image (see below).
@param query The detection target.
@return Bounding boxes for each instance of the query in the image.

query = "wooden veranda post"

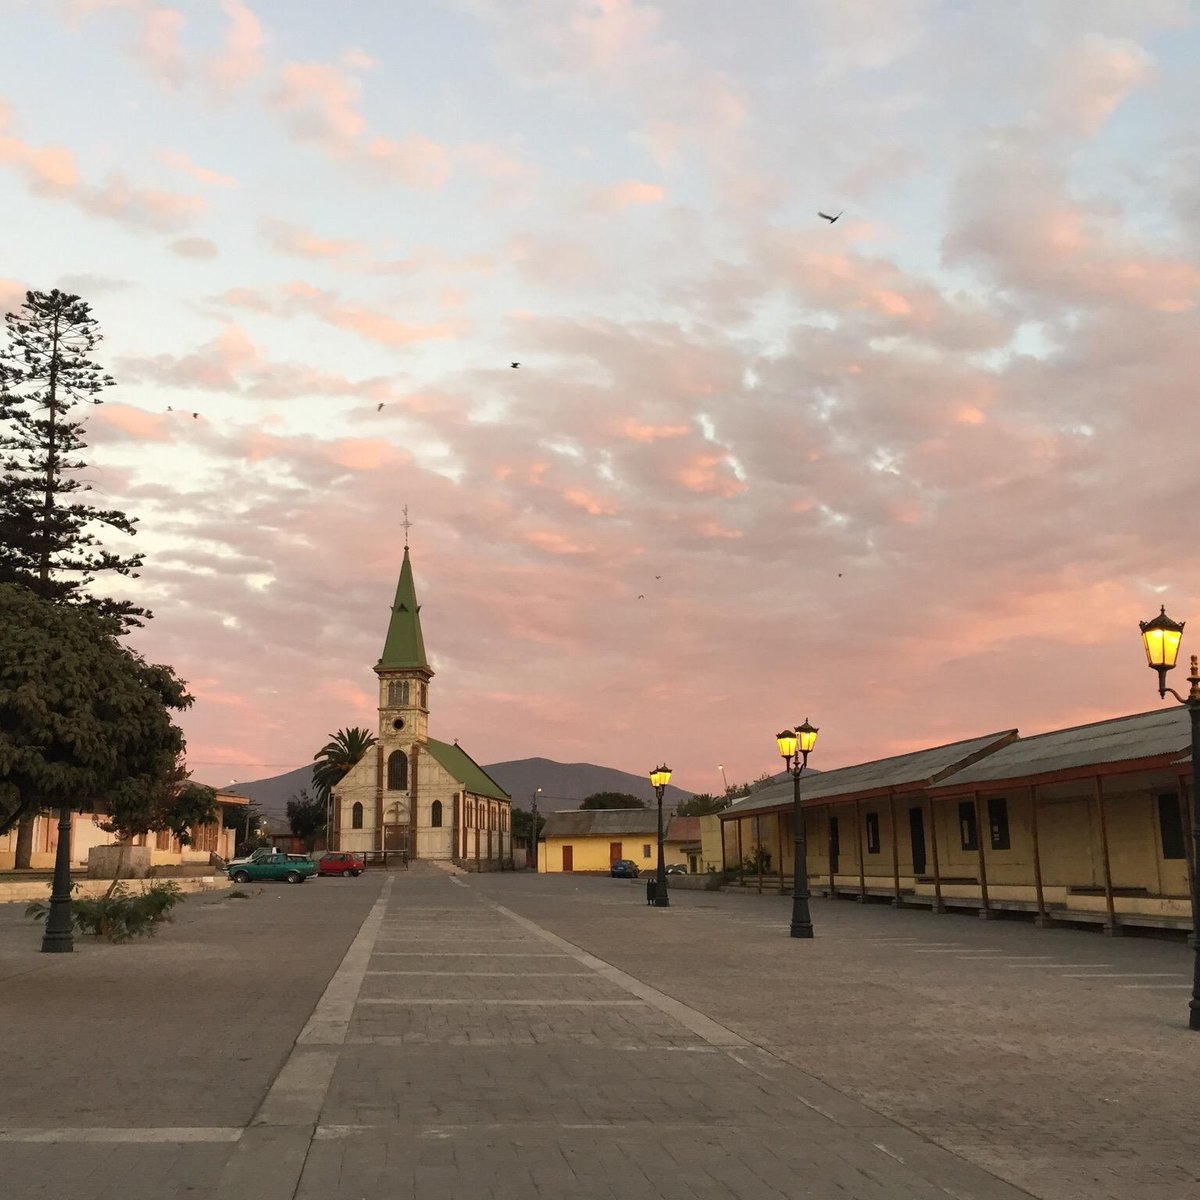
[1093,774,1117,935]
[737,819,744,887]
[973,791,991,918]
[755,815,763,893]
[855,798,866,901]
[1029,784,1048,927]
[889,790,902,907]
[927,797,944,913]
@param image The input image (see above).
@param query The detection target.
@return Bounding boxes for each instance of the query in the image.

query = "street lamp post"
[1138,606,1200,1031]
[776,720,820,939]
[40,803,75,953]
[649,766,672,908]
[718,763,729,793]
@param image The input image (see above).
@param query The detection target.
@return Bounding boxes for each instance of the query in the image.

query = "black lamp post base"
[40,931,74,953]
[653,888,670,908]
[789,922,814,939]
[1190,1003,1200,1032]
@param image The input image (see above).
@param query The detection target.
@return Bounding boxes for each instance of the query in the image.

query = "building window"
[431,800,443,828]
[865,812,880,854]
[351,802,364,830]
[959,801,978,851]
[1158,793,1187,860]
[387,680,410,706]
[642,843,651,858]
[466,803,473,829]
[420,683,427,707]
[155,828,171,851]
[387,750,408,791]
[987,797,1010,850]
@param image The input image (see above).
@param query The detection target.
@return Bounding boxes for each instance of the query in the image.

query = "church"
[331,546,513,867]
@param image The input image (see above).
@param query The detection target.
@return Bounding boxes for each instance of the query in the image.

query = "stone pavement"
[2,866,1195,1199]
[467,872,1200,1200]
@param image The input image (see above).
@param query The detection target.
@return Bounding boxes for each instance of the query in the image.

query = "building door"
[829,817,840,875]
[562,845,574,872]
[909,806,927,876]
[384,824,408,854]
[609,842,623,864]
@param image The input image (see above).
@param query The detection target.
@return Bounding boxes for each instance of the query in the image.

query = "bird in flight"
[192,413,199,419]
[637,594,645,599]
[377,403,385,412]
[818,210,844,223]
[511,362,521,369]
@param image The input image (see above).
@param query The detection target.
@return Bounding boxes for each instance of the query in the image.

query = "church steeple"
[378,546,429,670]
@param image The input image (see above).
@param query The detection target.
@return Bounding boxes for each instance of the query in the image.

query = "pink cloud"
[0,101,80,192]
[589,178,666,211]
[216,282,456,347]
[134,7,187,89]
[0,278,26,314]
[207,0,266,95]
[563,488,619,516]
[259,217,365,260]
[619,418,689,443]
[365,134,450,189]
[273,61,365,146]
[1042,34,1156,136]
[171,236,218,259]
[160,149,237,188]
[673,453,747,497]
[93,402,174,443]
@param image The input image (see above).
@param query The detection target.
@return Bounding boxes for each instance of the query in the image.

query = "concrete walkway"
[4,867,1192,1198]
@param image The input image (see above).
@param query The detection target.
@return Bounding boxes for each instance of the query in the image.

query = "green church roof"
[426,738,510,801]
[377,547,429,670]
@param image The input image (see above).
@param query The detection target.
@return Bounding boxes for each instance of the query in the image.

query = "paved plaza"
[0,867,1196,1200]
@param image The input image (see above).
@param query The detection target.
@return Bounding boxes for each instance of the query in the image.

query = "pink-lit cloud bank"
[3,1,1200,793]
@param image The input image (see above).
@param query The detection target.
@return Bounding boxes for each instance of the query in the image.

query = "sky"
[3,0,1200,796]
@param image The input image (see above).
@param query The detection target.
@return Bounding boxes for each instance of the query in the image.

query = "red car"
[317,851,365,877]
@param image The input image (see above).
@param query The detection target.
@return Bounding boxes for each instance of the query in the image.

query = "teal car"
[227,853,316,885]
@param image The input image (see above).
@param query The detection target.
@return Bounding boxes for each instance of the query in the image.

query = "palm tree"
[311,727,377,804]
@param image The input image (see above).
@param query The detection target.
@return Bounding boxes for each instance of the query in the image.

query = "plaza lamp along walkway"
[649,765,672,908]
[1138,606,1200,1031]
[777,720,819,938]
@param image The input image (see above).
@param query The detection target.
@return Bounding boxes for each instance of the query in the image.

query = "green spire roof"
[377,547,429,670]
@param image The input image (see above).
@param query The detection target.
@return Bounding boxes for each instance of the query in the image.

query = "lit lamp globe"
[1140,606,1185,697]
[649,765,672,792]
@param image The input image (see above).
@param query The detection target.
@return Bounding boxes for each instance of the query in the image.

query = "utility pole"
[531,787,541,871]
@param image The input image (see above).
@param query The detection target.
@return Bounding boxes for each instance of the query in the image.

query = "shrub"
[26,881,185,942]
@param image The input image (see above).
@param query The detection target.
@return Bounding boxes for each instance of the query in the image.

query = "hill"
[217,756,694,830]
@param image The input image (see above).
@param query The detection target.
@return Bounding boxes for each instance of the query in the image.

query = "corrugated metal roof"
[722,730,1016,818]
[666,816,701,843]
[931,708,1191,790]
[542,809,659,838]
[426,738,510,801]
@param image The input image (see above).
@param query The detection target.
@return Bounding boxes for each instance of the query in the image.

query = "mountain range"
[216,756,694,829]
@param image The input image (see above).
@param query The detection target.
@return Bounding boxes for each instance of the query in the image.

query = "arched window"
[351,802,364,830]
[387,680,410,707]
[419,682,427,708]
[431,800,443,828]
[387,750,408,791]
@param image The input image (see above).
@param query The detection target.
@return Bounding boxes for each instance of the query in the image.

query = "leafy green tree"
[580,791,646,810]
[673,792,731,817]
[98,755,217,849]
[510,806,545,844]
[0,289,147,628]
[1,289,152,868]
[311,727,377,804]
[287,789,325,850]
[0,585,190,844]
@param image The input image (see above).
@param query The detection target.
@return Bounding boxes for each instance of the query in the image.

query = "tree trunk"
[14,815,35,870]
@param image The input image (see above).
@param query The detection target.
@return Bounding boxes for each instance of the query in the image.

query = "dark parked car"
[610,859,640,878]
[666,864,687,875]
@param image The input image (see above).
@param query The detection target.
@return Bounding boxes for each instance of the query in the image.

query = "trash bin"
[646,878,655,906]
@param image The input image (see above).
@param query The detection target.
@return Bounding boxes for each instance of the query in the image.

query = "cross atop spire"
[401,504,412,549]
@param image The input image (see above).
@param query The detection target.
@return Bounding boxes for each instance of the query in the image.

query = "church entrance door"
[384,824,409,855]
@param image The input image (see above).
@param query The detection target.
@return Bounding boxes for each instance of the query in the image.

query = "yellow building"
[540,809,694,874]
[719,709,1194,933]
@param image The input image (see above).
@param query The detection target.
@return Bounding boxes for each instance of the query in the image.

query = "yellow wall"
[699,815,723,872]
[540,834,688,874]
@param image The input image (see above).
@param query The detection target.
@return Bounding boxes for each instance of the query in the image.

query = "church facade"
[331,547,512,866]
